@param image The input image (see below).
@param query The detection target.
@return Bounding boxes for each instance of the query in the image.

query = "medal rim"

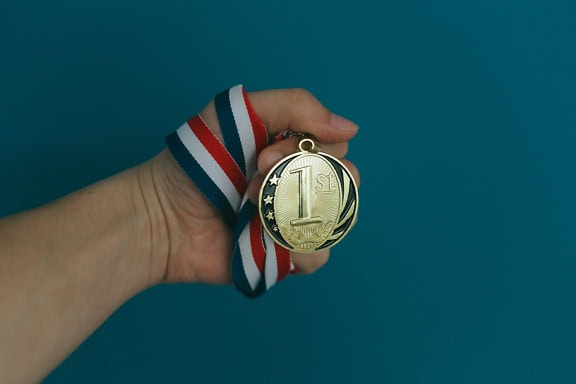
[258,150,359,254]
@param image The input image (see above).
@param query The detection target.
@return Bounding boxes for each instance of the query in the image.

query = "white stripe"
[240,192,250,207]
[176,124,241,210]
[229,85,258,179]
[238,225,261,290]
[263,233,278,290]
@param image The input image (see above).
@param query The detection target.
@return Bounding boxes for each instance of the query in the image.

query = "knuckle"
[289,87,315,106]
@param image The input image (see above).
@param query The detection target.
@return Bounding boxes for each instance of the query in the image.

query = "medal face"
[259,139,358,253]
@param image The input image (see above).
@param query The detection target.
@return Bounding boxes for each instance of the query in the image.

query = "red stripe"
[242,88,269,153]
[187,116,247,194]
[275,244,291,281]
[249,216,266,273]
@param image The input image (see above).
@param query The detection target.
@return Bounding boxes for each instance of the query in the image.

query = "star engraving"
[269,174,280,186]
[265,210,274,221]
[273,225,278,232]
[263,195,273,205]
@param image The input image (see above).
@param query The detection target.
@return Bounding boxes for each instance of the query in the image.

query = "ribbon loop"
[166,85,293,297]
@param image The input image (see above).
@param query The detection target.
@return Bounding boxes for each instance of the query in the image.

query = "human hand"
[141,88,360,286]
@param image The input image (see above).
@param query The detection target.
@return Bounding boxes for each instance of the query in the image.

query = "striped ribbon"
[165,85,293,297]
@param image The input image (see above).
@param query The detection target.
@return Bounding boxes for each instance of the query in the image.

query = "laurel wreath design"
[280,221,335,247]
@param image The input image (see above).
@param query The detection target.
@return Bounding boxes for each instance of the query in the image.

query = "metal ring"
[298,138,316,152]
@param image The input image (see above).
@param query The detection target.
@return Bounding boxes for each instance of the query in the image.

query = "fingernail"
[330,113,358,131]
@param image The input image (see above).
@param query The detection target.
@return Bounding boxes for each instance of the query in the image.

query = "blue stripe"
[251,279,267,297]
[231,247,254,296]
[232,201,257,242]
[165,132,236,228]
[215,89,246,175]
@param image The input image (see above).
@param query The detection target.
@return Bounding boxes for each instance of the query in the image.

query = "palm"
[155,149,233,284]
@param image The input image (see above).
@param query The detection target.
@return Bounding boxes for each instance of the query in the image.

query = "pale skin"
[0,88,360,383]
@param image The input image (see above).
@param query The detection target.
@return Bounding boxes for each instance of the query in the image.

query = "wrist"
[137,149,234,285]
[129,157,172,287]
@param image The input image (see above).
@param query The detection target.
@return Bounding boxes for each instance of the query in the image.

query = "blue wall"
[1,1,575,382]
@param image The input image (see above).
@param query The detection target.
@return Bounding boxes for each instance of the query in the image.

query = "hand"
[0,88,360,382]
[143,88,360,285]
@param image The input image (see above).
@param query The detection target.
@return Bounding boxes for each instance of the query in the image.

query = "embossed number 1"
[290,165,322,226]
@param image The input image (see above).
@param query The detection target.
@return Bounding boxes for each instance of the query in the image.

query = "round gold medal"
[259,138,359,253]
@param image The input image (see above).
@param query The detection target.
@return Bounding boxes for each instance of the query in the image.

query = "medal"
[259,135,359,253]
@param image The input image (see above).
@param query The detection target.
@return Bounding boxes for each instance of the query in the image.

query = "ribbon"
[165,85,294,297]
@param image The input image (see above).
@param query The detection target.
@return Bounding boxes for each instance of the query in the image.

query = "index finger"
[247,88,359,143]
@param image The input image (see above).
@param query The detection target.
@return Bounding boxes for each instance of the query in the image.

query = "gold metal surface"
[259,138,358,253]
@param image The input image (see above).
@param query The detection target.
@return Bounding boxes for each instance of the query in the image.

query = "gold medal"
[259,136,359,253]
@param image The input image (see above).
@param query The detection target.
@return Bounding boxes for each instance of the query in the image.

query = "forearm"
[0,162,166,383]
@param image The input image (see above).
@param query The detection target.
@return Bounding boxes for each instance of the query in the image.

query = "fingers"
[247,88,359,143]
[199,88,358,151]
[291,250,330,274]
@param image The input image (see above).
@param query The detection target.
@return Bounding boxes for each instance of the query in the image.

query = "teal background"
[1,0,575,383]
